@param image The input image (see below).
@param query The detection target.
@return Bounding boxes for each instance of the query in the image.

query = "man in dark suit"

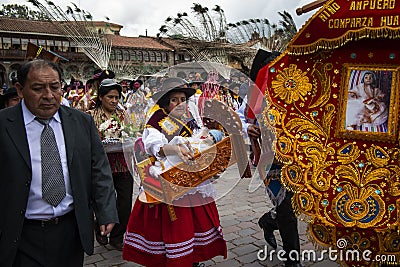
[0,59,119,266]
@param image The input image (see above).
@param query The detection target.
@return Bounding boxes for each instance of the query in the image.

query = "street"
[84,165,340,267]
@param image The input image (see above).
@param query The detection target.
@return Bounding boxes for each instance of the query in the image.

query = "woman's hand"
[160,144,194,163]
[177,144,194,162]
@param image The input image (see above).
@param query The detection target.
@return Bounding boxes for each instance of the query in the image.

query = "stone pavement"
[84,165,340,267]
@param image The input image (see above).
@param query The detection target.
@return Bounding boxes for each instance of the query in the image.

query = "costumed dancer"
[198,72,231,132]
[126,79,147,130]
[86,69,116,111]
[67,79,88,111]
[187,80,204,128]
[123,77,227,267]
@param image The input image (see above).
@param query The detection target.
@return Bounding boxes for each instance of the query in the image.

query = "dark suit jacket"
[0,103,119,266]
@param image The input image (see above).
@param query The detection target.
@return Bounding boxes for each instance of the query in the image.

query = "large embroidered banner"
[261,0,400,265]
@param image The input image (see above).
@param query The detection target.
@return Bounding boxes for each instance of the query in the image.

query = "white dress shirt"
[21,100,74,219]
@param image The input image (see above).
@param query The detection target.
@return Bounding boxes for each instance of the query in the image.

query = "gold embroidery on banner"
[264,60,400,233]
[271,64,313,104]
[365,145,390,168]
[341,232,371,253]
[331,184,386,228]
[309,62,333,108]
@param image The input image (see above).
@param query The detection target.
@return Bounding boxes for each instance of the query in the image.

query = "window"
[137,51,143,62]
[116,50,122,60]
[149,51,155,62]
[110,50,115,60]
[29,39,38,45]
[46,40,54,47]
[21,38,29,50]
[11,38,21,50]
[123,50,130,61]
[62,41,69,52]
[130,51,137,61]
[38,39,46,47]
[156,52,162,62]
[47,40,56,52]
[2,37,11,49]
[162,52,168,62]
[143,51,149,62]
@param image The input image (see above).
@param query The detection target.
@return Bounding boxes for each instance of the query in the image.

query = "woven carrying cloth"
[36,118,66,206]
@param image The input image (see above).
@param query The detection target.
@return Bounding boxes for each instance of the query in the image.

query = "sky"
[1,0,316,37]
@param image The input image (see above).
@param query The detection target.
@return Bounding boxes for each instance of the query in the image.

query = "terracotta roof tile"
[159,37,187,49]
[0,17,60,35]
[107,35,172,50]
[0,17,122,36]
[0,18,173,50]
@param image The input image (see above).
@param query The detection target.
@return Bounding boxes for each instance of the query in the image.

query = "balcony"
[0,49,26,60]
[0,49,89,62]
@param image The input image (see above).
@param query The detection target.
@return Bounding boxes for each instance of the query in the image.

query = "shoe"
[193,263,205,267]
[109,241,124,251]
[258,217,277,249]
[95,231,108,246]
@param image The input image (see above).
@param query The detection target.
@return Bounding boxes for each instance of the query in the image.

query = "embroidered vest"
[146,109,198,142]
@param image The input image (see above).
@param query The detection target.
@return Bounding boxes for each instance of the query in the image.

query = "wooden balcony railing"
[0,49,89,62]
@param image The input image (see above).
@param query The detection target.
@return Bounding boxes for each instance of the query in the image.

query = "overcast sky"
[2,0,315,37]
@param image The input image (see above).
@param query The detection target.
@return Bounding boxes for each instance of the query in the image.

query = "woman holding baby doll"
[122,77,227,267]
[346,71,388,132]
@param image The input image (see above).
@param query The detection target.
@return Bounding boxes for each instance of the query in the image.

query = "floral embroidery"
[271,64,312,104]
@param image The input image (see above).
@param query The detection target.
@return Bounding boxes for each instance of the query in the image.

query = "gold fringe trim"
[305,225,347,266]
[288,27,400,55]
[306,225,326,251]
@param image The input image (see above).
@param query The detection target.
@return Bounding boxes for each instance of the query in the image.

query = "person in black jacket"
[238,49,303,267]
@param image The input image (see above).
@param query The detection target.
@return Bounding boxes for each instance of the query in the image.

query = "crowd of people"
[0,58,303,267]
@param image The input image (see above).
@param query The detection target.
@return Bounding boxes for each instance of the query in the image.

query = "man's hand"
[247,124,261,139]
[99,223,115,236]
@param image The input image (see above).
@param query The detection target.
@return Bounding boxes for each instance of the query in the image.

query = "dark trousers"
[260,192,300,265]
[13,211,83,267]
[109,171,133,244]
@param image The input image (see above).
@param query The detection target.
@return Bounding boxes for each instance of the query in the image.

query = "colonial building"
[0,16,250,87]
[0,17,195,86]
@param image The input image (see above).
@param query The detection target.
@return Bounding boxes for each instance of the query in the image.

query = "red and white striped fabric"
[123,193,227,267]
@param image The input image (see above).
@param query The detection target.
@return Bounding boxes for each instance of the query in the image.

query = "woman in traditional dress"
[126,79,147,129]
[87,79,133,250]
[346,71,388,132]
[123,77,227,267]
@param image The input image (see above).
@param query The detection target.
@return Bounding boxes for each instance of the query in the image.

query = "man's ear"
[15,82,24,98]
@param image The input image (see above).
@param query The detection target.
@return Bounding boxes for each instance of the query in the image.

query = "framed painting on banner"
[336,64,399,142]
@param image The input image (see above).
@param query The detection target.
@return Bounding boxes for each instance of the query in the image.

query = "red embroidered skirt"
[122,193,227,267]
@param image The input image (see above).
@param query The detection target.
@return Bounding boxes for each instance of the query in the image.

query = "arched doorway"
[0,64,6,88]
[9,63,21,84]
